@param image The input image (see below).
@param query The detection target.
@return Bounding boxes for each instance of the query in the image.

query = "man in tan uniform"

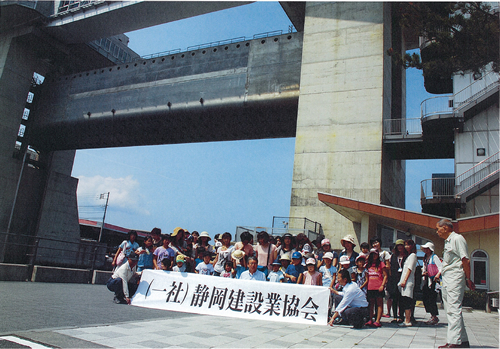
[436,219,475,349]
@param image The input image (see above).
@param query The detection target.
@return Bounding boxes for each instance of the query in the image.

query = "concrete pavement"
[0,281,498,348]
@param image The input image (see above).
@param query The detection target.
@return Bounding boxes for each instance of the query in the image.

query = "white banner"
[132,270,329,325]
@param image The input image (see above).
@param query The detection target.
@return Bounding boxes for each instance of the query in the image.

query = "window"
[471,249,489,290]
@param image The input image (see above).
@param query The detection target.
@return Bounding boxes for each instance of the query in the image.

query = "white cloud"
[76,175,150,217]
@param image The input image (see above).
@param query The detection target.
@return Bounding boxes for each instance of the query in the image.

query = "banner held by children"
[132,269,329,325]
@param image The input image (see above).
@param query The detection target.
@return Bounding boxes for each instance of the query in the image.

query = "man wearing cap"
[106,254,140,304]
[436,219,474,349]
[421,241,442,325]
[328,269,369,329]
[240,256,266,281]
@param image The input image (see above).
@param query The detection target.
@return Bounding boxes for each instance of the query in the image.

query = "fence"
[383,118,422,136]
[421,177,455,200]
[0,231,108,275]
[456,151,500,196]
[234,226,320,244]
[453,71,500,110]
[420,94,454,119]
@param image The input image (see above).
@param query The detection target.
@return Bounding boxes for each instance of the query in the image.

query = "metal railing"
[421,151,500,200]
[420,71,499,119]
[55,0,104,16]
[456,151,500,196]
[420,94,454,119]
[453,71,500,110]
[383,118,422,136]
[187,37,246,51]
[234,226,320,243]
[421,177,456,200]
[0,231,107,274]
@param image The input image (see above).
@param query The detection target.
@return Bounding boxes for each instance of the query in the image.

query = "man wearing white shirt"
[436,219,474,349]
[240,257,266,281]
[107,254,140,304]
[328,269,368,328]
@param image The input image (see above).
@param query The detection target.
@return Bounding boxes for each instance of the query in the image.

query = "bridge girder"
[31,32,303,151]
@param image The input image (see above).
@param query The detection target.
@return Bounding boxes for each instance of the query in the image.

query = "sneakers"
[426,317,439,325]
[399,321,413,327]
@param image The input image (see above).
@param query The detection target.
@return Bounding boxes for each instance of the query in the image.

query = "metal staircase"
[383,71,499,160]
[420,151,500,218]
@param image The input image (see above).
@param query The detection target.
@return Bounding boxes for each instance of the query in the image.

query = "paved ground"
[0,281,498,348]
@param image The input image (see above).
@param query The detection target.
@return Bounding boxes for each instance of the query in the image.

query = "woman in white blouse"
[398,239,417,327]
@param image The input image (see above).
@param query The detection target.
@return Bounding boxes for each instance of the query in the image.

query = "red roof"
[79,219,150,237]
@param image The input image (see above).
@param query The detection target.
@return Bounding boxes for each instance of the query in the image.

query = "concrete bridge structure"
[1,1,417,264]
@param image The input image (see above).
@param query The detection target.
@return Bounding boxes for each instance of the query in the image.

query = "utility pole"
[98,192,109,243]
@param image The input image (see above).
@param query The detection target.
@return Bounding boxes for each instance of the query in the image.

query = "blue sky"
[72,2,453,236]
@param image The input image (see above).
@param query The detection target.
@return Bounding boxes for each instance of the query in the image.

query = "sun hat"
[272,258,281,266]
[355,254,367,262]
[280,253,291,261]
[231,249,245,260]
[302,244,312,253]
[321,238,330,246]
[420,242,435,252]
[306,257,316,265]
[283,233,293,239]
[199,231,211,241]
[369,248,379,255]
[339,255,350,265]
[292,251,302,259]
[395,239,405,246]
[341,234,356,247]
[172,227,184,237]
[323,252,334,260]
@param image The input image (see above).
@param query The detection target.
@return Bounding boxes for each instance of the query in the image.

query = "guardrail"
[383,118,422,136]
[0,231,107,277]
[421,177,455,200]
[420,71,499,119]
[234,226,320,243]
[420,95,453,119]
[456,151,500,196]
[421,151,500,201]
[454,71,500,110]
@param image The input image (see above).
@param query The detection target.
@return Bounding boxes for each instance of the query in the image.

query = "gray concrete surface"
[0,281,498,348]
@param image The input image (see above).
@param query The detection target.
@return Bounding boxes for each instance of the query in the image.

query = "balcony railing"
[421,177,455,200]
[453,71,500,110]
[383,118,422,136]
[456,151,500,196]
[420,95,454,119]
[421,151,500,201]
[420,71,500,119]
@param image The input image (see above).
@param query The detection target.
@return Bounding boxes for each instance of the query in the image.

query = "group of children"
[111,228,402,329]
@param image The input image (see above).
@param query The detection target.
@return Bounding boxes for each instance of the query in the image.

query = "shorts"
[399,296,413,310]
[367,290,385,300]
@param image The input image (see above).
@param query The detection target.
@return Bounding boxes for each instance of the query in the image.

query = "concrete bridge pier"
[290,2,406,248]
[0,31,80,264]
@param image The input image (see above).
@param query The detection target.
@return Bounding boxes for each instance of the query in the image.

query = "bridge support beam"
[290,2,405,247]
[0,32,80,263]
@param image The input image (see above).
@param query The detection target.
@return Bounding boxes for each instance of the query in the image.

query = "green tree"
[389,2,499,76]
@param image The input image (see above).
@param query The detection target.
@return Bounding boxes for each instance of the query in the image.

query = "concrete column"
[290,2,396,249]
[0,33,80,263]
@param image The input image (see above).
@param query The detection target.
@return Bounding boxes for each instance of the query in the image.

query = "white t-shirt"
[196,262,215,275]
